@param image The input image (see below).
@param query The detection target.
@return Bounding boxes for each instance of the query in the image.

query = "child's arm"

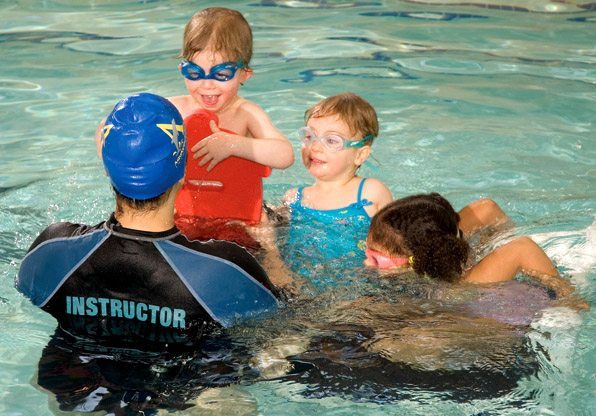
[458,198,510,236]
[248,207,301,297]
[463,236,575,297]
[256,238,300,297]
[192,102,294,171]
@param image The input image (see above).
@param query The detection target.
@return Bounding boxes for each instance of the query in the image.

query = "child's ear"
[355,145,371,166]
[240,68,253,83]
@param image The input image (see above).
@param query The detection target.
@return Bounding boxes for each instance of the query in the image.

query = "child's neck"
[312,175,359,192]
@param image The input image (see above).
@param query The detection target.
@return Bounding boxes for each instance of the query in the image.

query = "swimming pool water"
[1,0,594,415]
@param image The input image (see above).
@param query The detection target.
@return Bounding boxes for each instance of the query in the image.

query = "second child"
[281,92,393,279]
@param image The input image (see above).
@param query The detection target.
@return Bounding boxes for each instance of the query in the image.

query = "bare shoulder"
[238,98,272,123]
[167,94,186,106]
[167,95,194,118]
[238,97,265,113]
[362,178,393,206]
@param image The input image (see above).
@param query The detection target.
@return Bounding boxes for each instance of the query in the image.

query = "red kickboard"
[174,110,271,226]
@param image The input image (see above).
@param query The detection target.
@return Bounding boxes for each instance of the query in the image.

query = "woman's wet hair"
[114,187,171,214]
[369,193,470,282]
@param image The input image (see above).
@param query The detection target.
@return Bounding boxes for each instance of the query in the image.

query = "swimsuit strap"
[295,187,304,204]
[356,178,367,203]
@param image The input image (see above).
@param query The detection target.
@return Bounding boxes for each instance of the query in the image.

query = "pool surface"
[1,1,594,415]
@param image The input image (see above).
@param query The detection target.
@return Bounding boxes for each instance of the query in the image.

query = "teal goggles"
[298,126,373,153]
[180,60,246,82]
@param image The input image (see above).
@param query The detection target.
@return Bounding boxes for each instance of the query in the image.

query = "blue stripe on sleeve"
[155,240,278,327]
[16,229,109,306]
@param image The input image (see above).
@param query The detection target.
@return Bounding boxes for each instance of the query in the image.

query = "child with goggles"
[94,7,293,172]
[279,92,393,283]
[365,193,583,303]
[167,7,293,171]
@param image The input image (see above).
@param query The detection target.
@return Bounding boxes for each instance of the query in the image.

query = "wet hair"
[305,92,379,141]
[369,193,470,282]
[181,7,253,65]
[114,187,171,214]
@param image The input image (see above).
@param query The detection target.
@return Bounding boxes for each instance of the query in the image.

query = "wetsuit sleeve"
[17,221,108,307]
[211,241,280,296]
[178,237,281,299]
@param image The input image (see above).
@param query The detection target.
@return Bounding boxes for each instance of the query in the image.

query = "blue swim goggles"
[298,126,373,153]
[180,60,246,82]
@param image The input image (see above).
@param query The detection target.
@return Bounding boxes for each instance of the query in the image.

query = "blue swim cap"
[101,93,186,200]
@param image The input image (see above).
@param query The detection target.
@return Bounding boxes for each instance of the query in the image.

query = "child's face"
[301,114,370,181]
[183,49,251,113]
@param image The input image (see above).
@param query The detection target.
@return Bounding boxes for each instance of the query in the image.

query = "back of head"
[101,93,186,201]
[305,92,379,140]
[182,7,253,65]
[370,193,469,282]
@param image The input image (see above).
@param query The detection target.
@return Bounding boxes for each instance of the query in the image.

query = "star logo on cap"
[101,124,114,148]
[156,120,185,154]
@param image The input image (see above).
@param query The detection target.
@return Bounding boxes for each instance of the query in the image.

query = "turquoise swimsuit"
[282,178,373,285]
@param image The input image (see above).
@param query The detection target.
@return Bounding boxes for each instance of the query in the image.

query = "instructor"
[16,93,279,350]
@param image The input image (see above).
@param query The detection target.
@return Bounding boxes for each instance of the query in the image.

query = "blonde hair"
[305,92,379,140]
[181,7,253,65]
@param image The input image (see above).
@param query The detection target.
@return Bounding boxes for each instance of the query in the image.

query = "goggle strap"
[346,134,374,148]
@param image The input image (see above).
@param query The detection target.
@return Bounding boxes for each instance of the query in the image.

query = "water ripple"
[250,0,382,9]
[360,11,488,20]
[0,79,40,91]
[402,0,594,13]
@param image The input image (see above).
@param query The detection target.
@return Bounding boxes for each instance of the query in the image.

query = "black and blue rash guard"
[16,214,279,350]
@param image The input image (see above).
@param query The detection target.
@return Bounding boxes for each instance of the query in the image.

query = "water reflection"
[37,329,260,414]
[36,274,567,412]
